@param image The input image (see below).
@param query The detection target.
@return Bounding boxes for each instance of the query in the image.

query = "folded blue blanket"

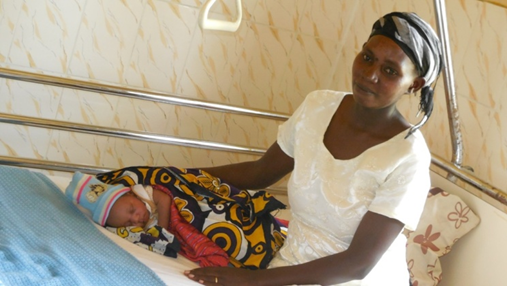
[0,166,165,286]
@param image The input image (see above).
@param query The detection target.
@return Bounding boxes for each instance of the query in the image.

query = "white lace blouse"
[268,90,431,285]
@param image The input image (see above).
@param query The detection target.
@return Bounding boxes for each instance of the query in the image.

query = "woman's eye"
[362,53,371,61]
[384,67,398,75]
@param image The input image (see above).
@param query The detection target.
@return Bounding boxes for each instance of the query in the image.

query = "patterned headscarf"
[369,12,442,87]
[369,12,443,137]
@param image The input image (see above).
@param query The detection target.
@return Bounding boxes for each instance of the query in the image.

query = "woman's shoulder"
[391,129,431,161]
[305,90,349,101]
[299,90,349,111]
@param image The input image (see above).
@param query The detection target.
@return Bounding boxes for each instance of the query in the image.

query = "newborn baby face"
[107,192,150,227]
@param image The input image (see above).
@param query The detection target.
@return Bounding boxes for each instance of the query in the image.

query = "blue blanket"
[0,166,165,286]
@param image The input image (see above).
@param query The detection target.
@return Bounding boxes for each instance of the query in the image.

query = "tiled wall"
[1,0,506,200]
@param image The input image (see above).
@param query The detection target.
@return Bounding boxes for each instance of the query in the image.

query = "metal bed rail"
[0,67,506,208]
[0,113,266,156]
[0,67,289,121]
[0,149,504,206]
[0,155,288,196]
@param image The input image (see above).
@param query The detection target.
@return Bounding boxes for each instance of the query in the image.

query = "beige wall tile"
[444,0,481,67]
[156,143,261,168]
[457,3,507,106]
[280,33,339,110]
[169,0,205,9]
[46,131,110,167]
[227,22,295,111]
[0,80,62,118]
[102,138,160,168]
[55,89,119,126]
[69,0,146,82]
[299,0,360,40]
[478,109,506,190]
[112,97,169,134]
[123,1,198,92]
[0,124,51,158]
[213,113,280,149]
[0,0,24,63]
[458,97,493,172]
[252,0,306,31]
[177,16,247,102]
[161,105,223,142]
[6,0,85,73]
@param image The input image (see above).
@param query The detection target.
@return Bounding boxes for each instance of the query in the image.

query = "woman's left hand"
[184,267,258,286]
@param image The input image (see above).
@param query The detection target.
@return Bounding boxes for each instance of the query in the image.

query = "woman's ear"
[410,77,426,93]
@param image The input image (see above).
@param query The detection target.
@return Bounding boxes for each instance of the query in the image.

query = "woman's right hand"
[184,267,260,286]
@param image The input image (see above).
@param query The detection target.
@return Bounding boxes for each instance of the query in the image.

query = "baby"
[65,172,171,230]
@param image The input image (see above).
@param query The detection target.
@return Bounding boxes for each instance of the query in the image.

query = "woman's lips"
[354,82,375,95]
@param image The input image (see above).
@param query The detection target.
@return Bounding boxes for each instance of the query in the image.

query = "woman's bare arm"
[152,188,172,230]
[185,211,404,285]
[200,142,294,190]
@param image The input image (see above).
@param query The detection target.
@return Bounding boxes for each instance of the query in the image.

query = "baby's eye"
[362,53,371,61]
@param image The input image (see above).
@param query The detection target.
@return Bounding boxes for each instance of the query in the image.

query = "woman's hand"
[184,267,258,286]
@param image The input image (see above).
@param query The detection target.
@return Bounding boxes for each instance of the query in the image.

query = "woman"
[185,11,443,285]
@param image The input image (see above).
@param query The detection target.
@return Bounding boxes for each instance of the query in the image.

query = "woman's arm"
[152,188,172,230]
[184,211,404,286]
[200,142,294,190]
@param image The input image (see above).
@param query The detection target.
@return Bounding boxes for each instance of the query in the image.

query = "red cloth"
[153,185,229,267]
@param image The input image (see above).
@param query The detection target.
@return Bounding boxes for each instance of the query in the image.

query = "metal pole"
[0,67,289,121]
[433,0,465,168]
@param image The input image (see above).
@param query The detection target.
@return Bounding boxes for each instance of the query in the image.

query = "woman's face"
[351,35,423,110]
[106,192,150,227]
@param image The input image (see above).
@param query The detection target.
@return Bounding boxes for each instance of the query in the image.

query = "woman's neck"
[347,96,408,135]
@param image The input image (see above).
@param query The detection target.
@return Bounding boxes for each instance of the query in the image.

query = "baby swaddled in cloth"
[65,172,229,267]
[66,172,167,229]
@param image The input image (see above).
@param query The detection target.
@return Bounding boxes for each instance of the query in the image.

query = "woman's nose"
[363,65,378,83]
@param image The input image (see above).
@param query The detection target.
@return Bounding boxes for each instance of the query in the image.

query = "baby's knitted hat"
[65,172,130,226]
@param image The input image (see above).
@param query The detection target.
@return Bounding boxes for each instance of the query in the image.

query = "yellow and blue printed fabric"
[97,166,287,269]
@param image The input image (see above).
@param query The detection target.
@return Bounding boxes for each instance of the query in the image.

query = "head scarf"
[369,12,442,87]
[368,12,443,137]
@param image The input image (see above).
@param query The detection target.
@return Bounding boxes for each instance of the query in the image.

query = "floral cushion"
[405,187,480,286]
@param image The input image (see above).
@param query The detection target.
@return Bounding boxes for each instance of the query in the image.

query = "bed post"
[432,0,467,174]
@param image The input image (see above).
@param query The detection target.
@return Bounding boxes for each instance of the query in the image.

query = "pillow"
[404,187,480,286]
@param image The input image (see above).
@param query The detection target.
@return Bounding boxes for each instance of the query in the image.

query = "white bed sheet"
[47,173,200,286]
